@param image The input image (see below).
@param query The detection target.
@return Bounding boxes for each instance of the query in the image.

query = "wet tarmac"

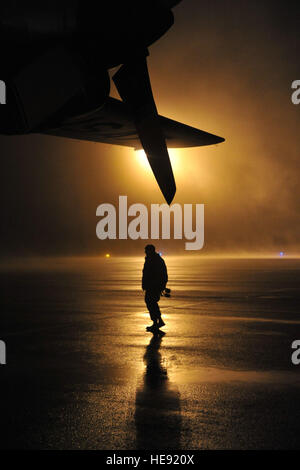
[1,256,300,449]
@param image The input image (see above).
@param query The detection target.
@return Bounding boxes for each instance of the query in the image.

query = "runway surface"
[1,256,300,449]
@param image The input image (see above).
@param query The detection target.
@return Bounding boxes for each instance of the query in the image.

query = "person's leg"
[154,290,165,327]
[145,290,160,326]
[145,290,166,329]
[145,291,155,325]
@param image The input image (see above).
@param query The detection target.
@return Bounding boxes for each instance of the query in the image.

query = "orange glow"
[135,149,182,174]
[8,7,299,258]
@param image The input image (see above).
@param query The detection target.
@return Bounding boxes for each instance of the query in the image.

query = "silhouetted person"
[142,244,168,330]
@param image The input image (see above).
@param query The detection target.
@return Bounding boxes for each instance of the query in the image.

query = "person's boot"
[146,320,158,331]
[157,317,165,328]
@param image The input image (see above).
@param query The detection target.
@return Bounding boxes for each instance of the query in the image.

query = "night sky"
[1,0,300,257]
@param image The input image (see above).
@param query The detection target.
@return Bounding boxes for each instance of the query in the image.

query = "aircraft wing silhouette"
[42,96,224,203]
[42,97,224,149]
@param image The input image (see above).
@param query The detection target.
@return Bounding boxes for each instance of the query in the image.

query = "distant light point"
[105,253,111,258]
[279,251,285,257]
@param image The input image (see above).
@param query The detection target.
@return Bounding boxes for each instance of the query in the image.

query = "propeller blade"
[113,57,176,204]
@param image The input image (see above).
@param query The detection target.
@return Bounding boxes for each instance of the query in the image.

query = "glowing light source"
[279,252,285,257]
[135,149,181,174]
[105,253,111,258]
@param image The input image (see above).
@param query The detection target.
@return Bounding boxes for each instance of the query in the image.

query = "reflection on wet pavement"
[135,331,181,449]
